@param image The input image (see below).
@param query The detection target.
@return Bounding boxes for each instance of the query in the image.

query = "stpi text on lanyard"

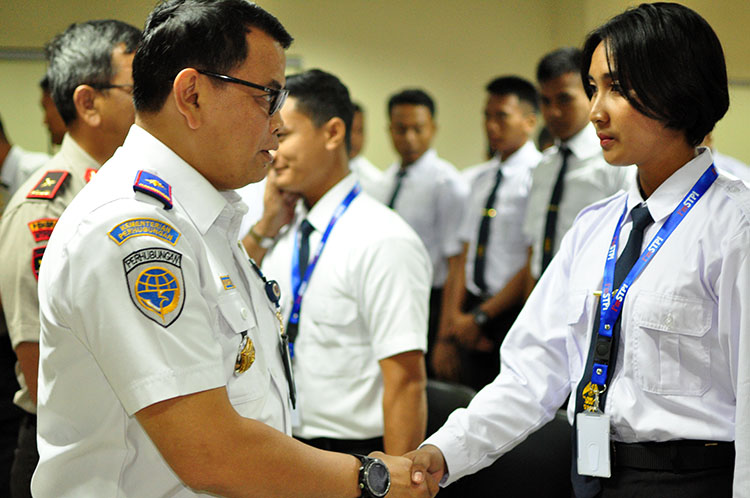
[287,183,362,358]
[577,164,717,478]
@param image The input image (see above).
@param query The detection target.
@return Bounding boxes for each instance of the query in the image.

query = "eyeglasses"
[90,83,134,95]
[197,69,288,116]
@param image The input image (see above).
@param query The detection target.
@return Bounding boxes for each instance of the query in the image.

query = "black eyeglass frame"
[89,83,134,94]
[197,69,288,116]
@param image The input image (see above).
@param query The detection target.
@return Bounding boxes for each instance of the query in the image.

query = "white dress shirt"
[262,173,431,440]
[712,149,750,183]
[236,176,267,238]
[349,155,382,195]
[461,141,541,296]
[33,126,291,497]
[424,148,750,486]
[375,149,468,287]
[523,123,634,279]
[0,144,50,196]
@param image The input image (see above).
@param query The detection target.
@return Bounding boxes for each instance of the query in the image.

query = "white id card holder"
[291,392,302,429]
[576,411,611,477]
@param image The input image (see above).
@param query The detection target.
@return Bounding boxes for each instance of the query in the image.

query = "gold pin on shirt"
[235,332,256,374]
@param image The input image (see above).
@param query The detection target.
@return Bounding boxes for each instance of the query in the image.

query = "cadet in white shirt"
[409,4,746,498]
[524,47,633,285]
[0,119,50,212]
[348,102,382,193]
[376,89,468,375]
[33,2,433,497]
[435,76,540,390]
[245,69,431,458]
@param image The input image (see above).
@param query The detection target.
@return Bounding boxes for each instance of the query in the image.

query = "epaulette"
[26,170,69,200]
[133,170,173,210]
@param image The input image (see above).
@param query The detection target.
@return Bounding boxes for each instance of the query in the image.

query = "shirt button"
[241,308,248,319]
[664,313,673,327]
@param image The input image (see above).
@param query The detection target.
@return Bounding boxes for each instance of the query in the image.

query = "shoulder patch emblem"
[108,218,181,246]
[220,275,235,290]
[28,218,58,242]
[27,170,69,200]
[133,170,173,210]
[123,247,185,327]
[31,246,46,280]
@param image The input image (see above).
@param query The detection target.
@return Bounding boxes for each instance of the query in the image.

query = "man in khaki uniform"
[0,20,140,497]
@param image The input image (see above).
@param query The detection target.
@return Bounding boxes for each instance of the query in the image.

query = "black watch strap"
[354,454,391,498]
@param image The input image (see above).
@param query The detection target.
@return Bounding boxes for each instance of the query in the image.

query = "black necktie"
[540,146,572,275]
[289,219,315,345]
[387,168,407,209]
[473,167,503,294]
[297,219,314,279]
[571,204,654,497]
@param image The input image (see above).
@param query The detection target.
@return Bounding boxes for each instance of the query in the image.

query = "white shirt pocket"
[631,291,712,396]
[217,293,270,406]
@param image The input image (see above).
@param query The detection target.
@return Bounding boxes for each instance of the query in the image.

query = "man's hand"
[430,341,460,382]
[256,167,299,237]
[452,313,493,352]
[371,452,438,497]
[404,445,447,496]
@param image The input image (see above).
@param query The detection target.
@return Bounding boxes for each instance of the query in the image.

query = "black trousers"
[590,466,733,498]
[295,435,384,455]
[425,287,442,379]
[457,292,522,391]
[10,414,36,498]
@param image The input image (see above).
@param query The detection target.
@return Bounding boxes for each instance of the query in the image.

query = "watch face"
[366,461,390,497]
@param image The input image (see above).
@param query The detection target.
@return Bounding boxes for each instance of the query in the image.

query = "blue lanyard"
[590,164,718,386]
[289,183,361,330]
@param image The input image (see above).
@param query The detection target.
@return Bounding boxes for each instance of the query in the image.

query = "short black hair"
[387,89,435,118]
[39,73,51,92]
[581,2,728,147]
[133,0,293,113]
[352,102,364,114]
[486,76,539,112]
[537,47,582,84]
[286,69,354,153]
[45,20,141,125]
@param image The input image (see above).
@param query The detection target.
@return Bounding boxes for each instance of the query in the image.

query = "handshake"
[368,445,447,497]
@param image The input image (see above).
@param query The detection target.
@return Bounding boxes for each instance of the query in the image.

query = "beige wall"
[1,0,748,168]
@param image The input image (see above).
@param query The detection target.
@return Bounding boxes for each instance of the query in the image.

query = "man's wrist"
[248,223,276,249]
[471,306,491,328]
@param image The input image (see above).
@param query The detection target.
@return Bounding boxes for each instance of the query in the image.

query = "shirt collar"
[559,122,601,161]
[387,148,438,176]
[122,125,229,235]
[59,134,101,176]
[495,140,538,170]
[295,173,358,232]
[626,146,713,222]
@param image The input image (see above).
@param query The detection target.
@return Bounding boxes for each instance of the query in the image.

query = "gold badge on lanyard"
[235,332,255,374]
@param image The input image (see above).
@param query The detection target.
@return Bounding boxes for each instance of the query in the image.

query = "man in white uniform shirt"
[524,47,632,286]
[348,102,382,193]
[0,117,50,213]
[33,2,433,497]
[376,89,468,376]
[434,76,541,390]
[245,69,431,457]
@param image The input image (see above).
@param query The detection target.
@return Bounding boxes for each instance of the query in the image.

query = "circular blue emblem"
[135,266,181,322]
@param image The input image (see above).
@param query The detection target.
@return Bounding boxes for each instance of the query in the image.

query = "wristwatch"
[248,224,275,249]
[354,454,391,498]
[472,307,490,328]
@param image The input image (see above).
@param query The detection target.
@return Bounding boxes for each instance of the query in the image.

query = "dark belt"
[296,435,383,454]
[612,440,734,471]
